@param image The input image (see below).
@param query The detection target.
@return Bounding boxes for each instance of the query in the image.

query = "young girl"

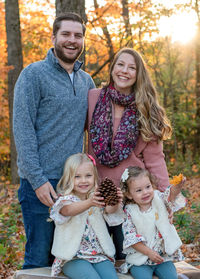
[119,166,186,279]
[50,153,124,279]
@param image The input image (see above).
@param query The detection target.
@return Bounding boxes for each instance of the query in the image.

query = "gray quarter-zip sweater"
[13,48,95,190]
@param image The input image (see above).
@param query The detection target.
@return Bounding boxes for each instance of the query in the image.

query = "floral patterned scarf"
[89,85,139,167]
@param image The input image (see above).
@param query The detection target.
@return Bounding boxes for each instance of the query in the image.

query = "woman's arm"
[142,139,169,191]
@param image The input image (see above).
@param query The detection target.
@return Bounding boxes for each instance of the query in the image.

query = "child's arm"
[123,207,163,263]
[168,176,186,203]
[60,191,105,216]
[105,187,123,214]
[132,242,164,264]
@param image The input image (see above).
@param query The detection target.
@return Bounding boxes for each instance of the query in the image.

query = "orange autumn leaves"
[170,173,184,185]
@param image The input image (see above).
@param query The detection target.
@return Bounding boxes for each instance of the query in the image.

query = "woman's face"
[112,52,137,95]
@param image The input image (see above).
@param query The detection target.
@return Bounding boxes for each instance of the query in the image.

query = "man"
[13,12,95,269]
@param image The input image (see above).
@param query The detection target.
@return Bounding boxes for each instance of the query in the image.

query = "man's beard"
[54,42,83,64]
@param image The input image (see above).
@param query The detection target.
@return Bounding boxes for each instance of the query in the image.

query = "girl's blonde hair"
[57,153,99,196]
[109,48,172,142]
[120,166,157,204]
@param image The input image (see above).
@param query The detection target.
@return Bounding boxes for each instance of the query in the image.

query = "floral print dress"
[50,195,124,276]
[119,187,186,273]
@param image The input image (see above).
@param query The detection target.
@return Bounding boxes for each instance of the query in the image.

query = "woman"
[88,48,172,259]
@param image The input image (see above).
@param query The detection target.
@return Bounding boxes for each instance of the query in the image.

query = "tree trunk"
[121,0,133,47]
[55,0,87,68]
[194,0,200,155]
[5,0,23,184]
[56,0,87,21]
[93,0,114,66]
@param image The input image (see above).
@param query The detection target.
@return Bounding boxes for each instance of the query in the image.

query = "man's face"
[52,20,84,64]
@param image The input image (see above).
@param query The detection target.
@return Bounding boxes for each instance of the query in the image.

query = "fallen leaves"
[0,177,199,278]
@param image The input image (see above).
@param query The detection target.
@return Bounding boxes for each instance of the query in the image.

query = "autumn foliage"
[1,0,200,177]
[0,0,200,275]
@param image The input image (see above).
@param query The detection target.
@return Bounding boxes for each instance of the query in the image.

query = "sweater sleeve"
[13,65,48,189]
[142,140,170,191]
[89,76,96,90]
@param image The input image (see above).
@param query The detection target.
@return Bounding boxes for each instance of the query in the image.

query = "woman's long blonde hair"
[109,48,172,142]
[57,153,99,196]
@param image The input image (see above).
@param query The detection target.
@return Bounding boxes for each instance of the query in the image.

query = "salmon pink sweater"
[88,88,170,191]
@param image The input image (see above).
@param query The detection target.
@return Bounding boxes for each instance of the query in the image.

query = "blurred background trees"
[1,0,200,183]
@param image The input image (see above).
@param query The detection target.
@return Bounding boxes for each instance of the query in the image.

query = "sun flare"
[158,11,197,44]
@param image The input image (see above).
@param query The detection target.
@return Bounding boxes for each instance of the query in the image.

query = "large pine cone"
[98,177,119,206]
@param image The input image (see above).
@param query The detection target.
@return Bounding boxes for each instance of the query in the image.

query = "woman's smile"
[112,52,137,95]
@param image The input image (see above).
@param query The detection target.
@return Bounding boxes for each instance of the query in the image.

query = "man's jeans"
[18,178,59,269]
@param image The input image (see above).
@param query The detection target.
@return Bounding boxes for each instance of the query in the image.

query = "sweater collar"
[47,48,83,72]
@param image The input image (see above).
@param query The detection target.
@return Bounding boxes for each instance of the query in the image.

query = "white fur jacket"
[125,191,182,266]
[51,199,124,261]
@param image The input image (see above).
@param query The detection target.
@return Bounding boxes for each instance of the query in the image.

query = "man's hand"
[35,181,58,207]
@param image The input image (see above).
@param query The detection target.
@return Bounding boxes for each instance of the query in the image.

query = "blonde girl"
[119,166,186,279]
[50,153,124,279]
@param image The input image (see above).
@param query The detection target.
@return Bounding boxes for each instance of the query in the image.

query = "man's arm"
[13,65,57,206]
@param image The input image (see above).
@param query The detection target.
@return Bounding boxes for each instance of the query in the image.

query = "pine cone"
[98,177,119,206]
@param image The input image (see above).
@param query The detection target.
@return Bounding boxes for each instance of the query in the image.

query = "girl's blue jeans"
[18,178,59,269]
[130,261,178,279]
[62,259,119,279]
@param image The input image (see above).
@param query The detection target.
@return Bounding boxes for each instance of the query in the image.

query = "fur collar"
[125,191,182,265]
[52,207,115,261]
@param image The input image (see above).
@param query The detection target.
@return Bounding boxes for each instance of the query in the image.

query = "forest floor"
[0,177,199,279]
